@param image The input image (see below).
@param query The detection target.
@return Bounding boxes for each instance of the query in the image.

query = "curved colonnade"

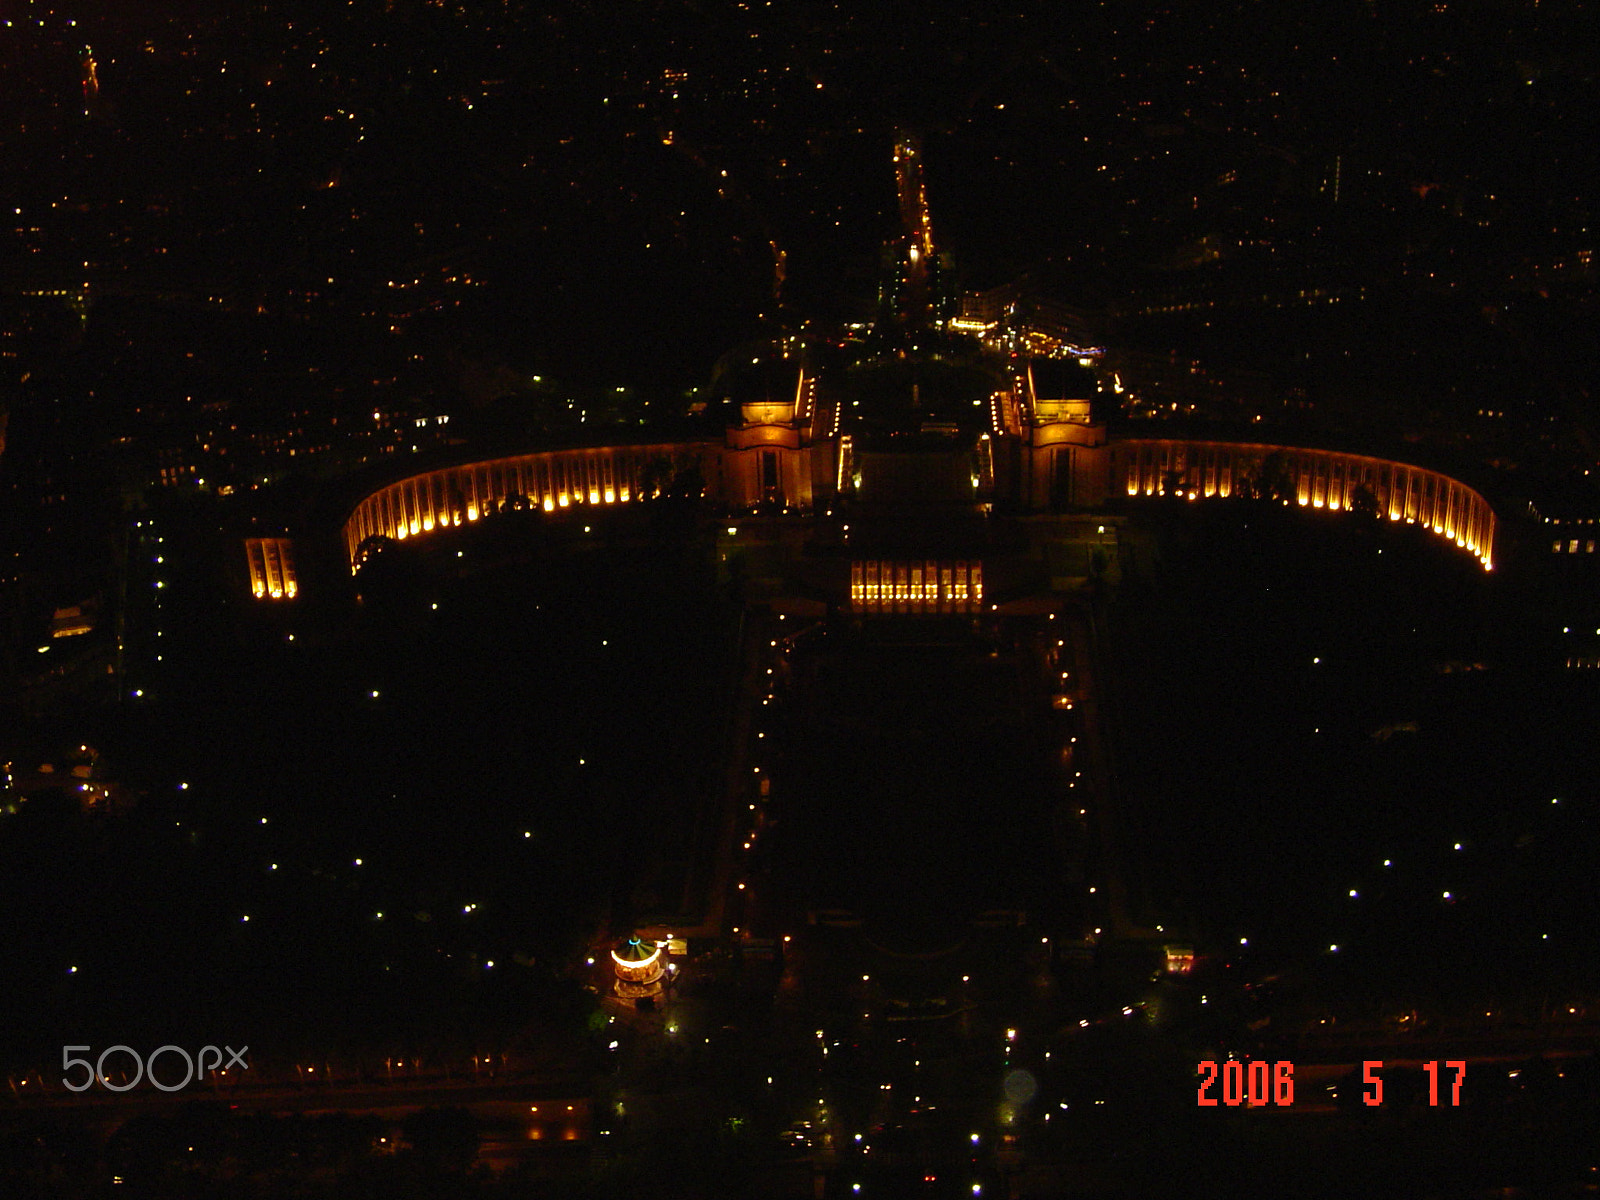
[340,435,1497,575]
[341,441,717,569]
[1113,438,1495,569]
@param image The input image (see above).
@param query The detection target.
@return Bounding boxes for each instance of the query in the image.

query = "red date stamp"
[1196,1060,1467,1107]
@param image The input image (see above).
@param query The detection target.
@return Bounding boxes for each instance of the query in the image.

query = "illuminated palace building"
[269,133,1498,604]
[327,357,1495,602]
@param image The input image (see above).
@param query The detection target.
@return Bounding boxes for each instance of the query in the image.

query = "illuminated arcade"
[309,134,1499,598]
[333,385,1496,582]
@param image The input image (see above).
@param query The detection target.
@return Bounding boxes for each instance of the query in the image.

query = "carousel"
[611,936,665,1002]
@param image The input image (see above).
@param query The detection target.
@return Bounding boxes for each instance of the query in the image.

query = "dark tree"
[401,1106,479,1175]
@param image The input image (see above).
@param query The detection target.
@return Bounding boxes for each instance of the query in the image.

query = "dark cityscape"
[3,1,1599,1196]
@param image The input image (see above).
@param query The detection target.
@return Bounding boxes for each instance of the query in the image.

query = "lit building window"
[850,560,983,614]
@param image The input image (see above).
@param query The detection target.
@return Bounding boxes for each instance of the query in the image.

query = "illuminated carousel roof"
[612,936,659,966]
[611,936,664,997]
[611,936,663,978]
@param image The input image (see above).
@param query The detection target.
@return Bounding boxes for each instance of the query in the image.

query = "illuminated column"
[247,541,266,597]
[273,541,297,598]
[264,542,283,596]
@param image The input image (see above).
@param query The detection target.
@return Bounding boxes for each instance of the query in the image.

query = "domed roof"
[612,936,659,964]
